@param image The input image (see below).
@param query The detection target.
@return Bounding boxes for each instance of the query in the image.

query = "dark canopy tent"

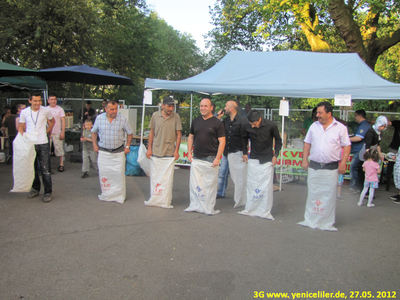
[0,76,46,92]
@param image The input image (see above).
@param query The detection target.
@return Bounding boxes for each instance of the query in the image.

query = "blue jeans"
[217,155,230,197]
[350,152,362,189]
[32,143,52,195]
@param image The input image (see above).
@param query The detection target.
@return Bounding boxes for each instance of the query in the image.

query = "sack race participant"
[144,96,182,208]
[298,102,350,231]
[216,100,248,208]
[145,157,175,208]
[91,100,133,204]
[11,132,37,192]
[228,151,248,208]
[239,159,274,219]
[185,98,225,215]
[239,110,282,219]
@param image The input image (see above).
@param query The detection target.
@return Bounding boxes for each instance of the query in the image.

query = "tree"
[207,0,400,70]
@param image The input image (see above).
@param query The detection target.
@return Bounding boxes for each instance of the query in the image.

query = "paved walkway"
[0,158,399,300]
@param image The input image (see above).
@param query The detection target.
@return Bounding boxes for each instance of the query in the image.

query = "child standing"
[80,119,98,178]
[358,149,380,207]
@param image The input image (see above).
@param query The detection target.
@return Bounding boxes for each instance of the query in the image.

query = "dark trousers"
[32,143,52,195]
[8,135,16,157]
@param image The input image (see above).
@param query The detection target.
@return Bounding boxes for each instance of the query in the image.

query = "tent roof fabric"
[0,76,46,91]
[145,50,400,100]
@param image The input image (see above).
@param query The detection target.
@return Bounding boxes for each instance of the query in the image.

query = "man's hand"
[188,152,193,162]
[124,146,130,154]
[174,150,180,161]
[93,144,99,153]
[60,132,65,140]
[146,148,152,159]
[272,156,277,166]
[212,158,219,167]
[338,163,346,174]
[302,160,309,171]
[242,155,248,163]
[217,109,225,120]
[80,136,85,142]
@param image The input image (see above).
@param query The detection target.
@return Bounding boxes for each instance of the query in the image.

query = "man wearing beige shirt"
[145,96,182,208]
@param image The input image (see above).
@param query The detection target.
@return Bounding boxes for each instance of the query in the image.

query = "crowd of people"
[4,93,400,231]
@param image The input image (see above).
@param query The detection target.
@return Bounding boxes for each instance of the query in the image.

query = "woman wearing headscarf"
[363,115,388,161]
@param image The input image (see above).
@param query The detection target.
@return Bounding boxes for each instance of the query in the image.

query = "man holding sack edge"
[185,98,225,215]
[299,101,350,231]
[92,100,133,204]
[239,109,282,220]
[145,96,182,208]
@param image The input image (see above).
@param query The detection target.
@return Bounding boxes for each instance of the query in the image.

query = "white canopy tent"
[145,50,400,99]
[143,50,400,190]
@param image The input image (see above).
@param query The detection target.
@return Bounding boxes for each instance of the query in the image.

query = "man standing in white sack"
[92,100,133,204]
[185,98,225,215]
[19,91,55,203]
[145,96,182,208]
[299,101,350,231]
[48,94,66,172]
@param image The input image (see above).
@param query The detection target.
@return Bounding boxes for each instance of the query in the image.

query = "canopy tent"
[0,61,39,77]
[0,76,46,91]
[145,50,400,100]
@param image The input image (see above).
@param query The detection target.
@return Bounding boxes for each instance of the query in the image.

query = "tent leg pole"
[140,98,146,145]
[280,115,285,191]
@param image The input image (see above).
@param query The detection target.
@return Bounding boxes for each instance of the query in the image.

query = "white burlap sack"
[239,159,274,220]
[137,143,151,177]
[144,156,175,208]
[228,151,248,208]
[184,159,220,215]
[98,151,126,203]
[298,168,339,231]
[11,133,37,193]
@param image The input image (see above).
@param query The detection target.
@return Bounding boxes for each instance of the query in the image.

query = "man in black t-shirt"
[185,99,225,215]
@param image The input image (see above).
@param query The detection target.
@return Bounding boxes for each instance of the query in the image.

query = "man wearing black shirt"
[216,101,248,208]
[239,110,282,220]
[185,98,225,215]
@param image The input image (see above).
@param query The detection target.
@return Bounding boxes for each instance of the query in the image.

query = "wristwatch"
[125,146,129,148]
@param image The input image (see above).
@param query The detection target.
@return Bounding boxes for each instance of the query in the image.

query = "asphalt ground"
[0,157,399,300]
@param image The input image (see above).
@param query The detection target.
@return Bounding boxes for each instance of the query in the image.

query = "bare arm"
[338,145,351,174]
[174,130,182,160]
[18,122,26,136]
[213,136,226,167]
[92,132,99,153]
[146,129,155,159]
[46,118,55,134]
[350,136,362,143]
[302,142,311,170]
[60,116,66,140]
[187,134,194,162]
[125,133,133,154]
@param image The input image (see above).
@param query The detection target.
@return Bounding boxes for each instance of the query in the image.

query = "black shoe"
[393,199,400,204]
[216,194,225,199]
[81,172,89,179]
[28,189,39,199]
[43,194,52,203]
[390,194,400,200]
[6,155,12,164]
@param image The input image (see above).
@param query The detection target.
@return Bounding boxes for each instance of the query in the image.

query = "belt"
[309,160,339,170]
[99,144,125,153]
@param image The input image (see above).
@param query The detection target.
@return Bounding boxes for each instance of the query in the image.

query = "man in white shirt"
[19,91,55,203]
[48,95,66,172]
[299,101,350,231]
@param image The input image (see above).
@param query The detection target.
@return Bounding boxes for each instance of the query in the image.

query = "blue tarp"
[145,50,400,100]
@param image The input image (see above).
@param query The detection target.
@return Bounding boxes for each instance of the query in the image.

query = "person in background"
[48,95,66,172]
[81,100,95,123]
[302,107,317,136]
[15,103,26,130]
[1,107,17,164]
[80,119,97,178]
[358,149,380,207]
[244,103,252,116]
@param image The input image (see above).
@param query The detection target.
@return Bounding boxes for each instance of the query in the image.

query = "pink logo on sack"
[313,199,325,215]
[101,177,111,190]
[153,183,163,196]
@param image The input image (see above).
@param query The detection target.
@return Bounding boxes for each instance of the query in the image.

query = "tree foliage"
[207,0,400,70]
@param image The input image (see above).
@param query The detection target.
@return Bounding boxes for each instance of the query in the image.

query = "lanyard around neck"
[31,107,40,129]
